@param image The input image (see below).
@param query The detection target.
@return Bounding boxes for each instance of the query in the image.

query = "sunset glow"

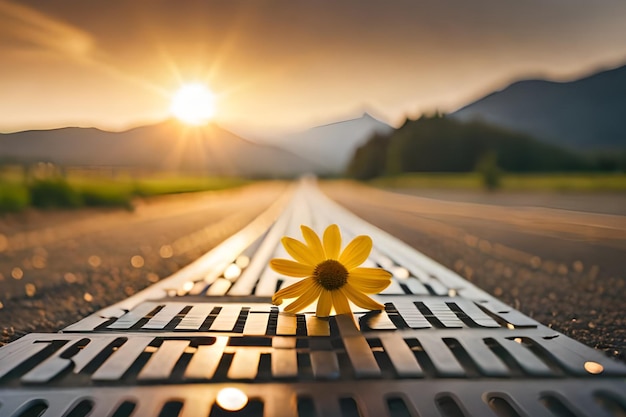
[1,1,625,133]
[170,83,216,126]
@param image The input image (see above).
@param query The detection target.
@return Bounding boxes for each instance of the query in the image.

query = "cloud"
[0,0,94,57]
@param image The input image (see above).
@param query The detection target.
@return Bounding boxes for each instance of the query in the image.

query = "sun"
[170,83,216,125]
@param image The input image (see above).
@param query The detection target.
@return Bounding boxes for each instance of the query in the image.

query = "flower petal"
[341,284,385,311]
[284,284,322,313]
[348,267,392,293]
[282,237,319,266]
[316,290,332,317]
[270,259,314,277]
[339,235,372,270]
[301,225,325,263]
[331,290,352,315]
[272,277,315,305]
[349,267,392,280]
[323,224,341,259]
[347,276,391,293]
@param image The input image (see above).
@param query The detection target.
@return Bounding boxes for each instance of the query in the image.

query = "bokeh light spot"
[216,387,248,411]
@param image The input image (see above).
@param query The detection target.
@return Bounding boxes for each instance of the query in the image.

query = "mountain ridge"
[274,112,393,174]
[452,63,626,150]
[0,119,320,178]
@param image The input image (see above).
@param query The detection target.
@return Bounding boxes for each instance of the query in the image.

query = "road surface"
[1,180,624,362]
[323,181,626,361]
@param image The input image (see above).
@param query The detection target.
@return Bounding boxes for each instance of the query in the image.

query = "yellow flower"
[269,224,392,317]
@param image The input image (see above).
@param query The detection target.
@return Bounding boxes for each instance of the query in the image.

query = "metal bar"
[176,304,215,330]
[380,334,423,377]
[137,340,190,380]
[92,337,153,381]
[184,337,227,380]
[276,313,298,335]
[418,336,466,377]
[209,305,241,332]
[107,302,159,330]
[228,349,262,379]
[243,312,270,336]
[142,304,187,329]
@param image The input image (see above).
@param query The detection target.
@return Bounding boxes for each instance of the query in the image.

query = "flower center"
[314,259,348,290]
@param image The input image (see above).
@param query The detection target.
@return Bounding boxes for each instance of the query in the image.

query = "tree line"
[346,115,626,180]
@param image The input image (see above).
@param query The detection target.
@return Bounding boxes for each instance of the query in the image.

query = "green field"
[0,168,249,212]
[370,172,626,191]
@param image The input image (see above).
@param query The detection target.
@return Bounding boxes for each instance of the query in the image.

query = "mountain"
[275,113,393,174]
[0,120,319,178]
[452,64,626,150]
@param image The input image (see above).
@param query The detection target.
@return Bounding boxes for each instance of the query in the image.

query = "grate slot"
[380,334,423,378]
[92,337,153,381]
[593,391,626,417]
[498,337,553,376]
[158,400,183,417]
[362,311,396,330]
[176,304,216,330]
[448,301,500,328]
[540,394,579,417]
[424,279,449,295]
[243,313,271,336]
[0,340,54,380]
[15,400,48,417]
[387,397,412,417]
[297,397,317,417]
[65,398,95,417]
[107,303,161,330]
[393,301,431,328]
[111,400,137,417]
[403,277,431,295]
[436,395,467,417]
[209,306,241,332]
[342,336,380,379]
[143,304,188,330]
[418,336,465,377]
[137,340,190,381]
[477,301,538,328]
[454,337,509,377]
[63,315,112,332]
[21,339,89,384]
[339,397,363,417]
[533,335,626,376]
[419,301,464,328]
[486,395,523,417]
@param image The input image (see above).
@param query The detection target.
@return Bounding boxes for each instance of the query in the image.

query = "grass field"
[370,172,626,191]
[0,168,249,212]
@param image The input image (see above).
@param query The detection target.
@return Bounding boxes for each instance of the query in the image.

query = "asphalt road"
[322,181,626,361]
[1,180,624,362]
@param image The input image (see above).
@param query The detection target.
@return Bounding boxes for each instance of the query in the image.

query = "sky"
[1,0,626,135]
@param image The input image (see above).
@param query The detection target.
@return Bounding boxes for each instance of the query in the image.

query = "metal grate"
[1,179,625,417]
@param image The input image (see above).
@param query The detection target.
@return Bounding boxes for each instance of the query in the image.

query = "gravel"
[0,182,286,346]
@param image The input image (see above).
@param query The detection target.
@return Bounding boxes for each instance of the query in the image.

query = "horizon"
[2,60,625,139]
[1,1,626,135]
